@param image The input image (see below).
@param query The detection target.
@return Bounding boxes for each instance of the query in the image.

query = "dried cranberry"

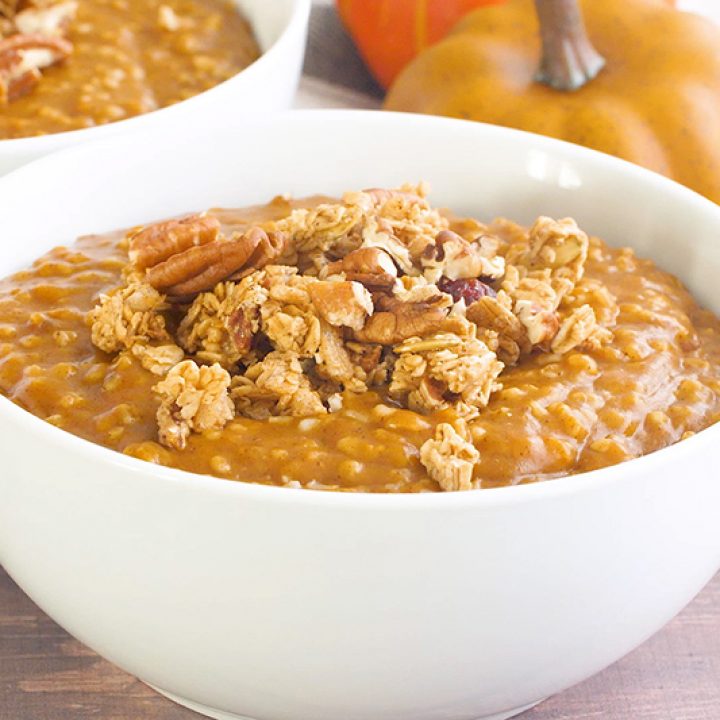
[228,308,253,355]
[438,276,496,304]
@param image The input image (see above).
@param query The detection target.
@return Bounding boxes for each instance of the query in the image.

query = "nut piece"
[154,360,234,450]
[324,247,397,290]
[420,422,480,491]
[228,229,287,280]
[353,293,450,345]
[129,214,221,270]
[14,1,77,37]
[467,294,530,365]
[0,33,72,104]
[360,216,415,274]
[515,298,559,347]
[309,280,373,331]
[146,227,285,298]
[422,229,505,283]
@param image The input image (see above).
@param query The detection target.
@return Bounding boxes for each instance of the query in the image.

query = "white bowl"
[0,0,310,175]
[0,111,719,720]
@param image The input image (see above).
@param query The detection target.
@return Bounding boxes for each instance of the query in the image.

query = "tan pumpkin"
[385,0,720,204]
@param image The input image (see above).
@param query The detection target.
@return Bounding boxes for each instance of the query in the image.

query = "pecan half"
[0,33,72,103]
[146,227,285,298]
[227,228,286,280]
[325,247,397,290]
[353,293,450,345]
[129,214,221,270]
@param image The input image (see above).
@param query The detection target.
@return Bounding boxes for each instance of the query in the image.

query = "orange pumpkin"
[385,0,720,204]
[336,0,506,89]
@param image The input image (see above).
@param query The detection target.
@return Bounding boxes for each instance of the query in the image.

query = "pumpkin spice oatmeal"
[1,185,719,491]
[0,0,259,139]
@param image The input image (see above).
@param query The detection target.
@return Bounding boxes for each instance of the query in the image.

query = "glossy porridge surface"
[1,194,719,492]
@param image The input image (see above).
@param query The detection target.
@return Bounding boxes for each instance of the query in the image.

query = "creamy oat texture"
[0,0,259,139]
[1,187,719,492]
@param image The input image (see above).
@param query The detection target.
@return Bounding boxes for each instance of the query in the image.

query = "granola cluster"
[87,185,617,490]
[0,0,77,104]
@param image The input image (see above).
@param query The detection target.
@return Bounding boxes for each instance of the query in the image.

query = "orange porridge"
[0,0,259,139]
[1,185,719,492]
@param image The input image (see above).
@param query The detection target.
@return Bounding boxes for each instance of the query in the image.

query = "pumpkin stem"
[534,0,605,91]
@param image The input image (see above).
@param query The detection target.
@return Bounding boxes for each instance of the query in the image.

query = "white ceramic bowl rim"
[2,108,720,508]
[0,0,311,152]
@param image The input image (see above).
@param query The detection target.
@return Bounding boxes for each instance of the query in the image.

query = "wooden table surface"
[1,565,718,719]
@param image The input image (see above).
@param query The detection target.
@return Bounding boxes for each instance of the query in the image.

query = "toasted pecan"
[353,293,450,345]
[467,295,530,365]
[0,32,72,103]
[129,215,221,270]
[325,247,397,290]
[227,228,286,280]
[146,227,285,298]
[308,279,373,331]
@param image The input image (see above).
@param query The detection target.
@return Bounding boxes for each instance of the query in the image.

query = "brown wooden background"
[1,566,718,719]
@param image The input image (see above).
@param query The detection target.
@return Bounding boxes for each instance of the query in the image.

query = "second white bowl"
[0,0,310,175]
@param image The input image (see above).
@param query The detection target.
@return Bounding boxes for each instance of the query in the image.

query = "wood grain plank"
[1,566,718,719]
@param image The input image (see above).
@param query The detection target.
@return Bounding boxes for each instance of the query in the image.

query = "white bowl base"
[150,685,546,720]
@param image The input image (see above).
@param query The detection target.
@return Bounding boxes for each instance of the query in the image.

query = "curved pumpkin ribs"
[385,0,720,205]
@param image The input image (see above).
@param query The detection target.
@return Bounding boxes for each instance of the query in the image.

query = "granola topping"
[154,360,234,450]
[420,421,481,491]
[85,184,621,489]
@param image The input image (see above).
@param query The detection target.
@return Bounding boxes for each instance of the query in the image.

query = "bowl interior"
[237,0,300,51]
[2,110,720,312]
[0,0,308,166]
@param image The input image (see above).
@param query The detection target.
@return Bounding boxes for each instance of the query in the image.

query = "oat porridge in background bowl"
[0,0,310,173]
[0,111,719,720]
